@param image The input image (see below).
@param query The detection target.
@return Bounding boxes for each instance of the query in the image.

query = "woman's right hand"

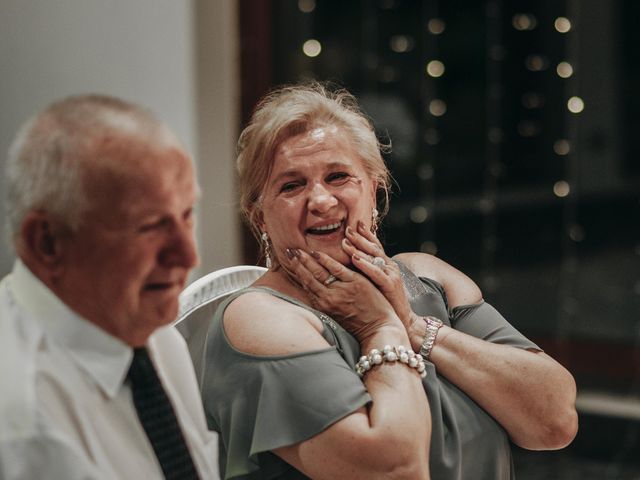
[283,248,405,344]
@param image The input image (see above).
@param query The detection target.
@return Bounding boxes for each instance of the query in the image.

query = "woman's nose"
[307,183,338,213]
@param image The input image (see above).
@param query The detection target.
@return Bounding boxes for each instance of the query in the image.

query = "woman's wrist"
[359,323,411,353]
[407,313,427,352]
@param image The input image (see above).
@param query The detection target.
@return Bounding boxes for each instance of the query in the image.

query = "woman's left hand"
[342,221,420,332]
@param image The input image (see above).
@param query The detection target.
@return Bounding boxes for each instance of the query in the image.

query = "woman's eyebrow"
[270,170,301,187]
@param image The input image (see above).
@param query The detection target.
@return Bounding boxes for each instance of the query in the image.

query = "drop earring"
[371,208,379,234]
[261,232,272,268]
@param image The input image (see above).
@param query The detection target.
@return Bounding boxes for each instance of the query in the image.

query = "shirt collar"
[10,260,133,399]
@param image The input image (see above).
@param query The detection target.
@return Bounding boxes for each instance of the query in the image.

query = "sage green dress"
[193,262,540,479]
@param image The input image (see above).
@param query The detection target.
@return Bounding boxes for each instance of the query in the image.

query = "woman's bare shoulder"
[392,251,482,308]
[223,290,330,356]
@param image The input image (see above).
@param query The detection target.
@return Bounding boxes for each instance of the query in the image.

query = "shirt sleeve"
[450,301,541,351]
[0,433,104,480]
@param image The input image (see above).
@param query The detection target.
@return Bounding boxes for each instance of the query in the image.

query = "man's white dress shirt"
[0,261,219,479]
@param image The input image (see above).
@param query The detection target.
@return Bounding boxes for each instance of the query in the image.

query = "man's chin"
[146,301,181,328]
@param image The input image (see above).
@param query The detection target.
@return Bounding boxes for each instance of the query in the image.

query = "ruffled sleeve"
[451,301,541,351]
[198,294,371,480]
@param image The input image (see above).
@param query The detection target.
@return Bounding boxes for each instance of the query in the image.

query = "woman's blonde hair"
[237,82,391,248]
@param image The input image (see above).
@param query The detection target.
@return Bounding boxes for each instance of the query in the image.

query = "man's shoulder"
[0,294,41,442]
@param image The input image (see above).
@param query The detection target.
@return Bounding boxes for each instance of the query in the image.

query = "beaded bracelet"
[355,345,427,378]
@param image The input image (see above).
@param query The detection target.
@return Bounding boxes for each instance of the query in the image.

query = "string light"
[426,60,445,77]
[379,66,398,83]
[423,128,441,146]
[379,0,398,10]
[390,35,414,53]
[420,241,438,255]
[567,96,584,113]
[428,99,447,116]
[427,18,445,35]
[418,5,442,269]
[302,39,322,57]
[297,0,315,13]
[483,0,503,295]
[512,13,537,31]
[417,163,434,180]
[553,139,571,155]
[488,127,504,144]
[557,61,574,78]
[517,120,541,137]
[568,224,585,242]
[525,54,549,71]
[554,17,572,33]
[522,92,545,109]
[410,206,430,223]
[553,180,571,197]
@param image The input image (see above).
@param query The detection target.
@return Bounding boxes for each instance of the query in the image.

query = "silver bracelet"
[356,345,427,378]
[419,316,443,360]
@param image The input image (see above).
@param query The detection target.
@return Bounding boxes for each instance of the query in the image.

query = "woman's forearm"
[429,325,578,450]
[355,326,432,477]
[278,325,432,480]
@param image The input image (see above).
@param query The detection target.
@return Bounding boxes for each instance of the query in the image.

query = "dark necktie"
[127,347,200,480]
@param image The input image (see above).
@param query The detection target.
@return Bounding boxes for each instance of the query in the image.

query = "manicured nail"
[343,238,353,248]
[352,253,361,261]
[345,225,353,236]
[285,248,295,260]
[310,250,320,260]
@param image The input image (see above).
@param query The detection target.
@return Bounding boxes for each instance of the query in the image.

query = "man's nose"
[161,223,199,269]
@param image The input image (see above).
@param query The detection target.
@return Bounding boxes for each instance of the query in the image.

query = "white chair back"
[175,265,266,378]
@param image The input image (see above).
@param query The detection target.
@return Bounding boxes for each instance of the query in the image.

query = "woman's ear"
[254,208,266,235]
[370,179,379,209]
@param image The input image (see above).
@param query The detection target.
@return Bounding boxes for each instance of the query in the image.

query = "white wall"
[0,0,241,277]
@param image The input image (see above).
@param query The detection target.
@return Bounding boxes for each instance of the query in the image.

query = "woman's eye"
[327,172,349,183]
[280,182,301,193]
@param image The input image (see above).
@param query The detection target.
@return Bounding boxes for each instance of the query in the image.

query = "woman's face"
[259,125,377,266]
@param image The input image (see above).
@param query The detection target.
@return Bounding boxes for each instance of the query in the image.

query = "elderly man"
[0,95,219,479]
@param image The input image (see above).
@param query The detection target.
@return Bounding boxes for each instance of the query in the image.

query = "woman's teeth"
[308,221,342,234]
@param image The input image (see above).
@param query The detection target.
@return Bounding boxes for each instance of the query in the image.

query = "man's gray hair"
[4,94,178,243]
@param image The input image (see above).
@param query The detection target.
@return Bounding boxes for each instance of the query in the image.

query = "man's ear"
[18,211,67,274]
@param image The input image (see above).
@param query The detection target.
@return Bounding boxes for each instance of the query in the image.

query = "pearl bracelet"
[355,345,427,378]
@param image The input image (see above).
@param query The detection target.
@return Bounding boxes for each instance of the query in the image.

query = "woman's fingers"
[357,221,386,251]
[283,248,354,297]
[343,223,387,262]
[283,248,327,293]
[308,250,354,282]
[351,252,392,286]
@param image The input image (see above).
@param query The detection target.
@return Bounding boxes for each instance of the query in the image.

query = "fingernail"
[345,225,353,236]
[343,238,353,248]
[285,248,295,260]
[310,250,320,259]
[352,253,361,261]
